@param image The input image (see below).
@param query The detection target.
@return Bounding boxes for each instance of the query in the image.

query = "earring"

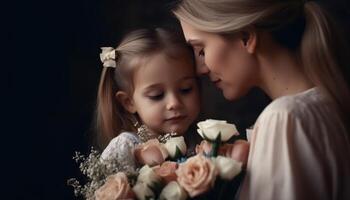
[134,121,156,143]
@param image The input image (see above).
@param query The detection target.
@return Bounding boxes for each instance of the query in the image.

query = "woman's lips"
[212,79,221,87]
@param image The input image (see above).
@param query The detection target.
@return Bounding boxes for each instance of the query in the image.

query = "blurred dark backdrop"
[4,0,349,199]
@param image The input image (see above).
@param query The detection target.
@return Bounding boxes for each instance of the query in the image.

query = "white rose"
[132,183,155,200]
[137,165,162,187]
[197,119,239,142]
[159,181,188,200]
[213,156,242,180]
[164,136,187,159]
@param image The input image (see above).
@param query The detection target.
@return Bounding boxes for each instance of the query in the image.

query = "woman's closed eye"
[198,49,205,57]
[180,87,193,94]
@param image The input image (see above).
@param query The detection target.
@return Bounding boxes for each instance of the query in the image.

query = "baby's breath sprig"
[157,131,178,143]
[136,124,157,142]
[67,147,139,200]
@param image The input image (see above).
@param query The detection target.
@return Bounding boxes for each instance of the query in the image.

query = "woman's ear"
[116,91,136,113]
[240,29,257,54]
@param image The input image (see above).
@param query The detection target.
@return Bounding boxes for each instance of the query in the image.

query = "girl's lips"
[166,115,186,122]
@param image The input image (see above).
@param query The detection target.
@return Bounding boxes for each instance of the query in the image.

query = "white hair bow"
[100,47,117,68]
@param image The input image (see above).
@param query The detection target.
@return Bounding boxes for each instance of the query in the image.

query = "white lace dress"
[101,132,141,170]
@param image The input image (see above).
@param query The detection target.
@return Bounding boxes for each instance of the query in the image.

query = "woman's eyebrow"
[187,39,203,46]
[182,76,196,80]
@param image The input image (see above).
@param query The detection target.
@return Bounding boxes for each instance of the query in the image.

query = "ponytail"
[95,67,136,149]
[301,2,350,128]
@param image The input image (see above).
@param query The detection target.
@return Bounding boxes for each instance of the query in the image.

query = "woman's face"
[180,20,259,100]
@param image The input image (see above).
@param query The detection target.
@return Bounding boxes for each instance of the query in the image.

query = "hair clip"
[100,47,117,68]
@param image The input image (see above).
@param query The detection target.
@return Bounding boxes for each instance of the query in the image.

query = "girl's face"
[180,20,259,100]
[131,53,200,136]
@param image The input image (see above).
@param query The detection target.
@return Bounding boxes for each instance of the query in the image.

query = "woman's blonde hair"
[173,0,350,129]
[95,28,193,148]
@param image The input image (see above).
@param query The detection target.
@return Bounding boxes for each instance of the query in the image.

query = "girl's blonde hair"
[173,0,350,129]
[95,28,193,148]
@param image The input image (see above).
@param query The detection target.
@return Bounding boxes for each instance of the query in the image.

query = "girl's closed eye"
[147,92,164,101]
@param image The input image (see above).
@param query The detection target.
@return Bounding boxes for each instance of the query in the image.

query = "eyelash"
[198,49,205,57]
[180,87,193,94]
[148,93,164,101]
[147,87,193,101]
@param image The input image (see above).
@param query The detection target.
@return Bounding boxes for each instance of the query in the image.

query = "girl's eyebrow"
[143,83,162,91]
[142,76,196,91]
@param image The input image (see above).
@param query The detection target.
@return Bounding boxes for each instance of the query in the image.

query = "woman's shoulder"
[260,87,327,117]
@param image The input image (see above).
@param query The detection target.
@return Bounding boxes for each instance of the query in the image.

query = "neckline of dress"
[275,87,318,101]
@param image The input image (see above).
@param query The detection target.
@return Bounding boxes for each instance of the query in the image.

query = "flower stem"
[211,141,219,157]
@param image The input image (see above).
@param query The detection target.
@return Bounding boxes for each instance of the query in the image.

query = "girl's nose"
[166,94,182,110]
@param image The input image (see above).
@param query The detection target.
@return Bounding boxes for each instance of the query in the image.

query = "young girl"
[95,28,201,169]
[173,0,350,199]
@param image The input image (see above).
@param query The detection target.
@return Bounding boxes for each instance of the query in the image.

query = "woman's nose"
[196,63,210,75]
[166,94,182,110]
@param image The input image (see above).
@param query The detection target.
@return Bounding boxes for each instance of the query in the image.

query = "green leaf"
[148,181,163,197]
[215,131,222,143]
[209,132,221,157]
[174,146,183,159]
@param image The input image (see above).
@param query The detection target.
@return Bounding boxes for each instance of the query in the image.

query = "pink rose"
[195,140,212,155]
[176,154,217,197]
[95,172,135,200]
[153,161,178,184]
[219,140,250,168]
[134,139,168,167]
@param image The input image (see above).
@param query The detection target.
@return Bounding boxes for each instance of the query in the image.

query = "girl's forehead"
[139,52,194,73]
[133,53,196,87]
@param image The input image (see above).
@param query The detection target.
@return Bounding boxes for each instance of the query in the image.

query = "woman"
[173,0,350,199]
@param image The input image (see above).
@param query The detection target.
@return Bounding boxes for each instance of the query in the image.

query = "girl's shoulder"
[101,131,141,160]
[117,131,141,144]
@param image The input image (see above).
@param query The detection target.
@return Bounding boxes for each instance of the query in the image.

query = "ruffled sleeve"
[101,132,141,170]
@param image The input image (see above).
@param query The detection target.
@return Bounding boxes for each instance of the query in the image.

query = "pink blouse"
[239,87,350,200]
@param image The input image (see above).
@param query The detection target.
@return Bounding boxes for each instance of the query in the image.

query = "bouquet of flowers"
[68,119,247,200]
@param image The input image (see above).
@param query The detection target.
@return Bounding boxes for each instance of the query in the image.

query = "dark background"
[4,0,349,199]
